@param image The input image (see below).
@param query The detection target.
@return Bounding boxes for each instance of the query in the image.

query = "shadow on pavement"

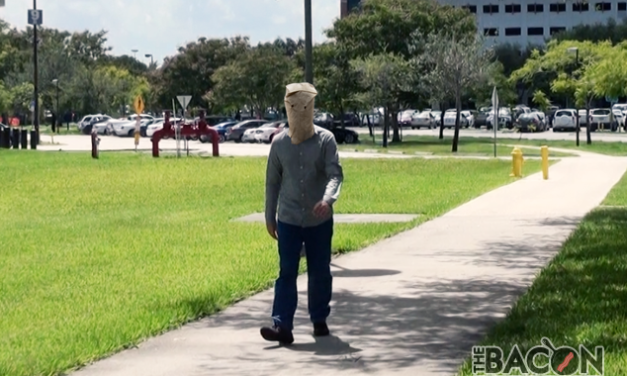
[204,277,527,374]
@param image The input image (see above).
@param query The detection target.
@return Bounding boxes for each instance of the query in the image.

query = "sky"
[0,0,341,66]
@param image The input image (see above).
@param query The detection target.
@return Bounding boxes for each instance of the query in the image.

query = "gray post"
[33,0,39,141]
[304,0,313,84]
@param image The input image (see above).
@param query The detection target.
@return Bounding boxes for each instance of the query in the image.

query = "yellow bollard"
[510,147,524,178]
[541,145,549,180]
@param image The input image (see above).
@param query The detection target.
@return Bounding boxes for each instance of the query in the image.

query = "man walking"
[261,82,343,345]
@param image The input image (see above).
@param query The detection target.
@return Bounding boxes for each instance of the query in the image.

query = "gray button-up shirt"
[265,126,343,228]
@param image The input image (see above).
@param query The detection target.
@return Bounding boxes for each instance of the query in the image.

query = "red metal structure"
[151,110,219,157]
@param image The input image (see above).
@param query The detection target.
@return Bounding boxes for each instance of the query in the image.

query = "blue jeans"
[271,219,333,331]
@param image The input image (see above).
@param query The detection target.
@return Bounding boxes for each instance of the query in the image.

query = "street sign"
[29,100,35,112]
[133,95,144,114]
[27,9,43,25]
[177,95,192,109]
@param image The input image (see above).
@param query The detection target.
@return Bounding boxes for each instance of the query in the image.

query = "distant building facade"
[341,0,362,18]
[340,0,626,46]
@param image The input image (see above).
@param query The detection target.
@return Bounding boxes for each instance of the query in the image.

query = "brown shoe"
[260,325,294,345]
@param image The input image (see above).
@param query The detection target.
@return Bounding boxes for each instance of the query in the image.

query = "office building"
[340,0,625,46]
[341,0,362,18]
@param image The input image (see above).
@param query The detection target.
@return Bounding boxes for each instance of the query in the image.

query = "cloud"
[0,0,340,64]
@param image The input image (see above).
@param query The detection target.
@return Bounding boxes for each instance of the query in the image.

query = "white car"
[253,121,286,143]
[487,108,513,129]
[613,109,625,129]
[460,110,475,127]
[146,118,183,138]
[78,114,101,131]
[552,109,578,132]
[241,128,258,143]
[589,108,616,131]
[411,110,437,129]
[93,119,113,135]
[443,109,469,129]
[398,110,418,127]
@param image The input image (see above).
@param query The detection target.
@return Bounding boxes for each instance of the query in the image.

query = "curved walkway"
[71,150,627,376]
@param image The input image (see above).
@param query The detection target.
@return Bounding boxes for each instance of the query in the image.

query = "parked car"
[443,109,469,129]
[315,122,359,144]
[474,108,490,128]
[398,110,418,128]
[146,117,184,138]
[552,109,578,132]
[411,110,437,129]
[577,110,590,127]
[200,121,238,143]
[205,115,234,126]
[461,110,475,127]
[254,121,286,143]
[613,109,625,130]
[515,113,546,132]
[589,108,617,131]
[269,122,288,142]
[313,112,334,128]
[334,113,361,127]
[226,119,269,142]
[487,108,513,129]
[81,115,111,134]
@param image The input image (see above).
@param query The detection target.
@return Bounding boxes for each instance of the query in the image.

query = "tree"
[532,90,551,112]
[327,0,478,124]
[513,40,613,144]
[416,32,493,152]
[312,42,359,126]
[351,53,412,145]
[155,36,250,110]
[211,46,295,119]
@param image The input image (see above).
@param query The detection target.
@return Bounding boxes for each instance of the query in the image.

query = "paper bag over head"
[284,82,317,145]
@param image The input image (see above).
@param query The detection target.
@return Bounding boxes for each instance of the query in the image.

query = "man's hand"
[313,201,331,218]
[266,222,278,240]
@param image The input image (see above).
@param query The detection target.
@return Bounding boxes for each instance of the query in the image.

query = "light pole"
[52,79,59,133]
[567,46,580,146]
[132,49,138,59]
[145,53,153,66]
[33,0,40,142]
[304,0,313,84]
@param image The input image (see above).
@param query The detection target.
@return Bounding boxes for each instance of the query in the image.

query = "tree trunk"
[452,95,461,153]
[366,114,374,142]
[392,109,400,143]
[339,104,345,129]
[383,107,389,148]
[586,104,592,145]
[439,102,445,140]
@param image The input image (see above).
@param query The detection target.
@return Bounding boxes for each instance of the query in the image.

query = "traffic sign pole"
[175,95,191,158]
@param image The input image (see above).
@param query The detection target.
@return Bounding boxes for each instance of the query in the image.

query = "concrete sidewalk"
[72,153,627,376]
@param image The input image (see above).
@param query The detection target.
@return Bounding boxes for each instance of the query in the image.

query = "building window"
[484,28,499,36]
[505,27,522,36]
[550,27,567,35]
[483,4,499,13]
[528,3,544,12]
[505,4,522,13]
[573,2,590,11]
[462,5,477,13]
[595,2,611,11]
[619,2,627,10]
[550,3,566,12]
[527,27,544,35]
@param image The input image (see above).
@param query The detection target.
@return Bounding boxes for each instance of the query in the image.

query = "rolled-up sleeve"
[265,142,282,225]
[322,136,343,205]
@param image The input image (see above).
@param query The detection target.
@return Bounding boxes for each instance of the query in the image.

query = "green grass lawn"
[341,136,578,158]
[456,171,627,376]
[0,151,542,376]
